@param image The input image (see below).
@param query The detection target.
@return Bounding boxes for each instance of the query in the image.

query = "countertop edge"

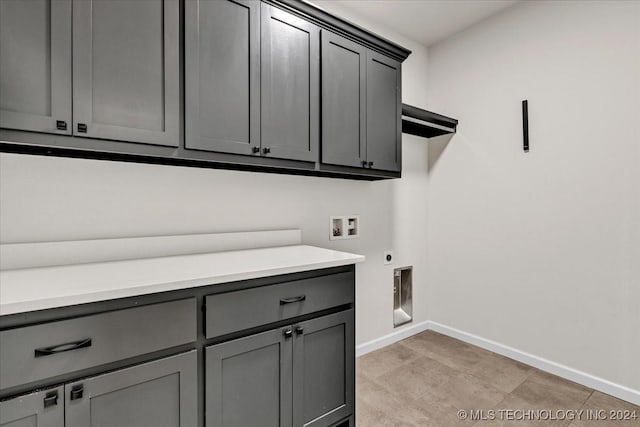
[0,246,365,317]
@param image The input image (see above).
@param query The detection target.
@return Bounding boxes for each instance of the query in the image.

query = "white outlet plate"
[384,250,394,265]
[330,215,359,240]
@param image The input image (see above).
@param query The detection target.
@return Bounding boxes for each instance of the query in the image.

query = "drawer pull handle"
[280,295,306,305]
[34,338,92,358]
[283,329,293,339]
[70,385,84,401]
[43,391,59,408]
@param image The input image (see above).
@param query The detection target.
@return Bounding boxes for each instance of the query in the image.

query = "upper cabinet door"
[0,0,71,135]
[0,386,64,427]
[72,0,179,146]
[366,51,402,172]
[261,4,319,162]
[321,31,366,168]
[185,0,260,155]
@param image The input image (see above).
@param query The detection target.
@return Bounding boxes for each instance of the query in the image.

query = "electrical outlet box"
[330,215,359,240]
[346,216,359,237]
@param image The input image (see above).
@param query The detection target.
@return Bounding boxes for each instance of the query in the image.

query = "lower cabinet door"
[0,386,64,427]
[205,328,292,427]
[293,310,354,427]
[65,351,197,427]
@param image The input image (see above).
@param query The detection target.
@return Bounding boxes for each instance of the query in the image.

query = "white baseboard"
[356,320,640,406]
[356,320,430,357]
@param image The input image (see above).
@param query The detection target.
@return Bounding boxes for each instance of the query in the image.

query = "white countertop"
[0,245,364,316]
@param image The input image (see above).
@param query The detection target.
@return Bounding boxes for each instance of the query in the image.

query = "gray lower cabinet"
[0,386,64,427]
[0,0,72,135]
[205,310,354,427]
[72,0,180,146]
[0,350,197,427]
[293,311,354,427]
[65,351,197,427]
[0,269,356,427]
[205,329,292,427]
[185,0,260,155]
[261,3,319,162]
[321,31,366,169]
[0,298,196,390]
[366,51,402,172]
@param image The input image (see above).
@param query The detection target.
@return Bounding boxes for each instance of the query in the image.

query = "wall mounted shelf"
[401,103,458,139]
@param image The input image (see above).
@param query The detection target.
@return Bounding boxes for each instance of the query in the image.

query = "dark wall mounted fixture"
[522,99,529,152]
[401,104,458,139]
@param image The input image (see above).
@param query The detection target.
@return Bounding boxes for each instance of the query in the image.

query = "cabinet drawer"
[205,272,353,339]
[0,298,196,391]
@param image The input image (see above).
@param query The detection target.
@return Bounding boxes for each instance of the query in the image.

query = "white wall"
[0,4,429,346]
[426,0,640,392]
[314,0,431,350]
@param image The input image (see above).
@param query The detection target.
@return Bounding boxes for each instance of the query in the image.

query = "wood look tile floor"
[356,331,640,427]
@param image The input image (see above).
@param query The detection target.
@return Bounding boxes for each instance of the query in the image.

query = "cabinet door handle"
[295,326,304,335]
[56,120,67,131]
[361,160,367,168]
[263,147,271,154]
[69,385,84,401]
[34,338,92,358]
[279,295,306,305]
[43,391,59,408]
[283,329,293,339]
[77,123,87,133]
[252,146,260,154]
[368,161,374,168]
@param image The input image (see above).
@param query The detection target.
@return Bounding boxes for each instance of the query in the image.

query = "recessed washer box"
[330,216,359,240]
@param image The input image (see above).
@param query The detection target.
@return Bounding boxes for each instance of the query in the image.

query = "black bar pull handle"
[283,329,293,339]
[56,120,67,131]
[70,385,84,401]
[77,123,87,133]
[295,326,304,335]
[522,100,529,152]
[279,295,306,305]
[34,338,92,358]
[43,390,59,408]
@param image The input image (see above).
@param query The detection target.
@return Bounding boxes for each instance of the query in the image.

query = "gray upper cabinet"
[72,0,179,146]
[366,50,402,172]
[0,0,410,179]
[321,31,366,169]
[0,0,71,135]
[293,310,354,427]
[205,328,291,427]
[65,351,197,427]
[321,32,402,173]
[261,4,319,162]
[0,386,64,427]
[185,0,260,155]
